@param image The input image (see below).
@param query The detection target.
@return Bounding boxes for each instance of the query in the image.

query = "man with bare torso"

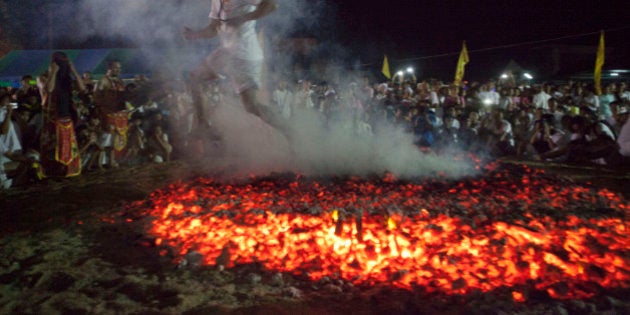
[94,61,126,168]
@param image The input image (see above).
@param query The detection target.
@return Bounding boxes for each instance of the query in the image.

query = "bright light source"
[611,73,620,77]
[483,98,493,106]
[523,73,533,80]
[500,74,508,79]
[396,71,404,76]
[407,67,414,73]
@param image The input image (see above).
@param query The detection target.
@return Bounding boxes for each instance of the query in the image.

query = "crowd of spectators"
[1,58,629,190]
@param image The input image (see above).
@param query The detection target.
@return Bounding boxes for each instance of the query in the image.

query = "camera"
[9,102,18,109]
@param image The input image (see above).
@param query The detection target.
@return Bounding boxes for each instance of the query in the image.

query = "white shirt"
[210,0,263,61]
[532,91,551,110]
[296,89,314,109]
[493,119,515,146]
[617,116,630,157]
[583,94,600,113]
[0,108,22,163]
[272,88,293,119]
[428,91,440,106]
[478,91,500,106]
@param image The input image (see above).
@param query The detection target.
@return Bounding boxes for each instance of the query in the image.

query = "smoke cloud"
[70,0,475,179]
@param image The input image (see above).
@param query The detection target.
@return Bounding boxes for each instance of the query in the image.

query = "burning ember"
[128,161,629,302]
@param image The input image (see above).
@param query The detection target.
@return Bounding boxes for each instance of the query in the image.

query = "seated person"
[147,125,172,163]
[530,114,563,156]
[585,106,630,168]
[1,95,27,189]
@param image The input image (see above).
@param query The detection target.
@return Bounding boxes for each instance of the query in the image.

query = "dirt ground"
[1,157,629,315]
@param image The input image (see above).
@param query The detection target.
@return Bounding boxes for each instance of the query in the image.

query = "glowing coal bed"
[126,161,629,303]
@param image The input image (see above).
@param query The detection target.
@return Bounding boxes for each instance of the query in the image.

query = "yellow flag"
[381,55,391,79]
[594,31,605,95]
[454,41,469,86]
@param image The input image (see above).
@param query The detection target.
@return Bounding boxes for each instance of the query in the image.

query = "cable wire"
[363,25,630,66]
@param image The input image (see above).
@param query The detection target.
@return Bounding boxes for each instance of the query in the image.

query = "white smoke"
[70,0,476,179]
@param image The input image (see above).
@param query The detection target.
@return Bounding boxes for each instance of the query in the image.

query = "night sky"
[333,0,630,79]
[2,0,629,81]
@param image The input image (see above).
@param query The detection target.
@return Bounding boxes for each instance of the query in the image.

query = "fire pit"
[127,160,629,303]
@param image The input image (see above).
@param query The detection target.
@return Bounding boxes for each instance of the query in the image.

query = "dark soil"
[1,158,628,315]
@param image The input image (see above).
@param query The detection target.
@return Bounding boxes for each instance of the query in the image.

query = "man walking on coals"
[183,0,289,140]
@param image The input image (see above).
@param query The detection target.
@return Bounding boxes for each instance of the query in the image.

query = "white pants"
[202,48,263,94]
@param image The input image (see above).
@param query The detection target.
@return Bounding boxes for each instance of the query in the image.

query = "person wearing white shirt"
[183,0,287,137]
[295,80,315,110]
[582,87,600,114]
[598,85,615,123]
[0,95,22,189]
[478,84,500,107]
[582,106,630,167]
[617,82,630,102]
[532,85,551,111]
[272,80,293,120]
[615,107,630,158]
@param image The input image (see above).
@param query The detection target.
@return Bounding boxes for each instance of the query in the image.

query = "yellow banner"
[594,31,605,96]
[454,41,469,86]
[381,55,391,79]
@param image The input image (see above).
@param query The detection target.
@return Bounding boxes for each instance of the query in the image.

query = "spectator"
[612,106,630,165]
[272,79,293,120]
[294,79,315,111]
[529,113,562,156]
[0,94,23,189]
[147,125,172,163]
[13,107,38,153]
[581,85,600,114]
[124,112,147,164]
[512,109,532,157]
[76,124,101,171]
[415,82,439,108]
[442,107,461,144]
[539,115,589,163]
[488,109,516,156]
[359,76,374,110]
[15,75,39,106]
[80,114,105,171]
[617,82,630,102]
[459,111,481,150]
[599,84,615,124]
[532,84,551,110]
[478,83,500,107]
[82,71,95,92]
[497,88,513,111]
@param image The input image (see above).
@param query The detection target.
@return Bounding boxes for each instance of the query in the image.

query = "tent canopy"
[0,49,151,87]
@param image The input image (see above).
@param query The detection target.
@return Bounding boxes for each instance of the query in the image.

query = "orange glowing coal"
[138,164,629,302]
